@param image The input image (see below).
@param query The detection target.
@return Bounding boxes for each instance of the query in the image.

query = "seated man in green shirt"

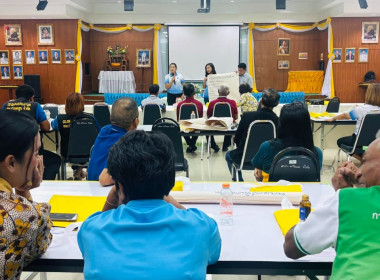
[283,136,380,279]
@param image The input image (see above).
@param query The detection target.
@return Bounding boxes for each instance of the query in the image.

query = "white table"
[98,71,136,93]
[25,181,335,277]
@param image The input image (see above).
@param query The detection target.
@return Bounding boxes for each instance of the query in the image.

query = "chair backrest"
[43,104,59,119]
[292,99,308,111]
[268,147,320,182]
[213,102,232,117]
[151,118,185,166]
[66,115,99,163]
[352,112,380,149]
[93,103,111,128]
[326,96,340,113]
[143,104,162,125]
[179,103,199,120]
[240,120,276,168]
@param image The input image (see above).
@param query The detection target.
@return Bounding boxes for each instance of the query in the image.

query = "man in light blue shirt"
[141,84,166,112]
[238,62,253,87]
[78,130,221,280]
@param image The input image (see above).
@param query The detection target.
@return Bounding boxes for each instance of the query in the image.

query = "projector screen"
[168,26,240,81]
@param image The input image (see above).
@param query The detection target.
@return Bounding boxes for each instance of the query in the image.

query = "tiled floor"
[24,136,351,280]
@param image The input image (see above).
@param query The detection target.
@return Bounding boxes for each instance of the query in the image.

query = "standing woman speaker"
[164,63,185,105]
[203,63,216,104]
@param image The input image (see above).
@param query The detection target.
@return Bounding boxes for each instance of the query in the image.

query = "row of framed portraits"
[1,65,24,80]
[0,49,75,65]
[333,48,369,63]
[4,24,54,46]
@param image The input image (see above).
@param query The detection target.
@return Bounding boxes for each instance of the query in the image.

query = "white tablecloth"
[98,71,136,93]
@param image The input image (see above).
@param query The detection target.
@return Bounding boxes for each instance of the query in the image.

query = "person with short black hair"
[87,97,139,186]
[226,88,280,181]
[78,130,221,279]
[177,83,204,153]
[251,102,322,182]
[0,110,52,280]
[141,84,166,112]
[238,62,253,87]
[237,83,258,114]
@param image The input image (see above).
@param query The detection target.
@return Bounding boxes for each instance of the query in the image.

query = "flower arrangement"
[107,43,128,56]
[193,83,201,93]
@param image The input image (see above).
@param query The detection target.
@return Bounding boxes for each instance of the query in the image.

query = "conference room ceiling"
[0,0,379,24]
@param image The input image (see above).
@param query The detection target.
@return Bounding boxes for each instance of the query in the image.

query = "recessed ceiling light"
[117,0,122,3]
[230,0,235,2]
[172,0,177,3]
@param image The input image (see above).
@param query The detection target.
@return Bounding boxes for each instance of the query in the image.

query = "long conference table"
[25,181,336,279]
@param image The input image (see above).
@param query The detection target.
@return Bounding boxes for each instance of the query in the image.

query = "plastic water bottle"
[190,111,196,119]
[220,183,233,226]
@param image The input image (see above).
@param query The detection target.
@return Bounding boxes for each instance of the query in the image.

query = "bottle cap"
[302,194,309,200]
[222,183,230,189]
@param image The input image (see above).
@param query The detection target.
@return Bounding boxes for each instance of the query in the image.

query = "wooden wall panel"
[332,17,380,103]
[254,28,325,92]
[0,19,77,104]
[89,28,154,93]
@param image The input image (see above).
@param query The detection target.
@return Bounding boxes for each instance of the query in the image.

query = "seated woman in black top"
[51,93,96,180]
[251,102,323,182]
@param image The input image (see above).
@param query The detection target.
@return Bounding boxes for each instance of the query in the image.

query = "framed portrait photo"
[359,48,369,63]
[333,48,342,63]
[12,50,22,65]
[278,38,290,55]
[1,66,10,80]
[64,49,75,64]
[0,50,9,65]
[345,48,355,63]
[298,52,308,59]
[278,60,290,70]
[136,49,151,67]
[37,24,54,45]
[4,24,22,46]
[13,66,23,80]
[38,50,48,64]
[362,22,379,43]
[51,49,61,64]
[25,50,36,64]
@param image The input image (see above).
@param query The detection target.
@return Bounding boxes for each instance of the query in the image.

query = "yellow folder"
[274,208,314,236]
[49,195,106,227]
[250,184,302,193]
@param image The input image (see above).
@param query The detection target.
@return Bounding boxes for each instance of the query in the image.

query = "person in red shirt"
[207,85,238,151]
[177,84,204,153]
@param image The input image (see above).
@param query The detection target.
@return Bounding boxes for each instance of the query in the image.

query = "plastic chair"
[179,103,199,120]
[61,115,99,179]
[268,147,320,182]
[338,112,380,161]
[143,104,162,125]
[326,97,340,113]
[232,120,276,182]
[152,118,189,177]
[94,103,111,128]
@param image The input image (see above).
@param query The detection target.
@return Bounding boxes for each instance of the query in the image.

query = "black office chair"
[338,113,380,161]
[326,97,340,113]
[94,103,111,128]
[143,104,162,125]
[269,147,320,182]
[232,120,276,182]
[152,118,189,177]
[61,115,99,179]
[213,102,232,118]
[179,103,199,120]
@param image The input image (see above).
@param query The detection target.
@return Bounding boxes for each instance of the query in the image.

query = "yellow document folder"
[250,185,302,193]
[274,208,314,236]
[49,195,106,227]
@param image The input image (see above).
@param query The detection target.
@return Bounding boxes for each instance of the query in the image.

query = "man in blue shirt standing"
[87,97,139,185]
[78,130,221,280]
